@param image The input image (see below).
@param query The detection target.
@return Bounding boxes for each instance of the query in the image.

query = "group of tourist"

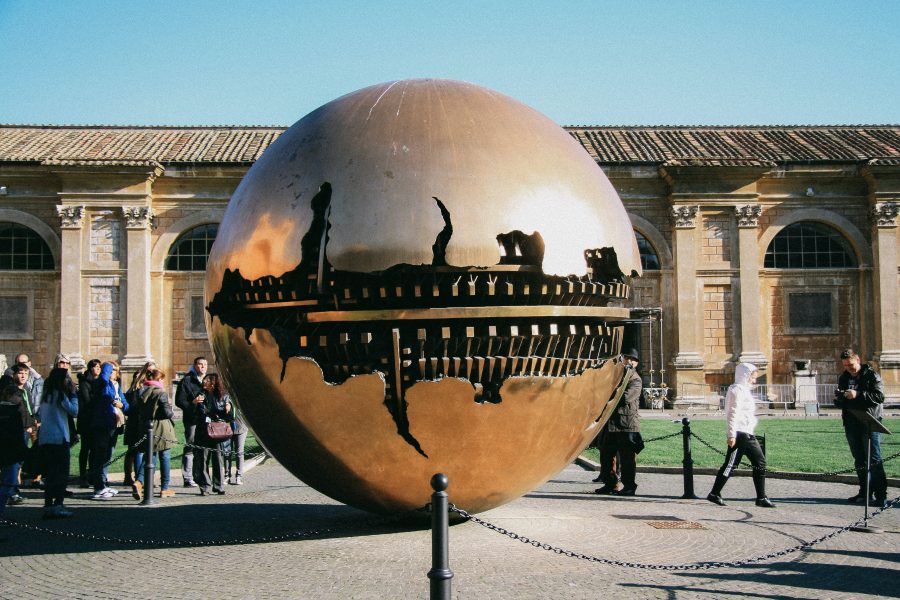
[0,353,249,520]
[593,347,890,511]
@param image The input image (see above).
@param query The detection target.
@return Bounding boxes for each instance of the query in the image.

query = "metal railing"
[678,381,900,411]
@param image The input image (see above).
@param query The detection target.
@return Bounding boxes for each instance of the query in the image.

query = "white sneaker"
[108,488,119,496]
[228,476,236,485]
[235,476,243,485]
[92,488,114,500]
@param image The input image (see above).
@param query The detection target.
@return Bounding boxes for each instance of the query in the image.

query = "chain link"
[450,496,897,571]
[640,431,683,444]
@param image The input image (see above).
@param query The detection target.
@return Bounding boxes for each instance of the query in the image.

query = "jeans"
[39,444,70,507]
[135,449,171,491]
[193,444,225,493]
[0,462,17,517]
[89,427,116,492]
[182,423,196,484]
[844,416,888,499]
[227,431,247,477]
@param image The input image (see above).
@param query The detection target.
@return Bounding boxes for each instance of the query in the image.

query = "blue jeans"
[844,416,887,499]
[0,462,18,517]
[135,449,171,490]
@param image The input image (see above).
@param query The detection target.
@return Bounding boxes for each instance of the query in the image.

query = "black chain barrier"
[688,431,900,477]
[639,431,683,444]
[448,496,898,571]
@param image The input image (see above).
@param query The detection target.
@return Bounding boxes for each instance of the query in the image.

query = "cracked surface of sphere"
[205,79,640,514]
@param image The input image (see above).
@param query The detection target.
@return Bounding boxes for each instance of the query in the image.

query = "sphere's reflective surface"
[206,79,639,514]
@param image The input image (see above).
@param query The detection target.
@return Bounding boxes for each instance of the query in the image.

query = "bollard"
[141,423,155,506]
[428,473,453,600]
[681,417,698,499]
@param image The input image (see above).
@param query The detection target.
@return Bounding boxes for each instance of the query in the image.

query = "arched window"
[0,222,54,270]
[764,222,856,269]
[635,231,660,271]
[165,223,218,271]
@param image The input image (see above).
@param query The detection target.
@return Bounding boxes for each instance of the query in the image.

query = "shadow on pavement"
[0,501,430,556]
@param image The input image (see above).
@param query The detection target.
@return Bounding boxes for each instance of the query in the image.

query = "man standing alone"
[594,349,643,496]
[175,356,207,488]
[836,348,888,509]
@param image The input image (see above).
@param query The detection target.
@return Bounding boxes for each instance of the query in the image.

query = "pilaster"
[735,204,768,368]
[56,204,86,371]
[670,205,705,389]
[870,200,900,374]
[120,205,156,371]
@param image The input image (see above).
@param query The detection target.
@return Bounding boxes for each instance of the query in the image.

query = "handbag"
[206,420,232,442]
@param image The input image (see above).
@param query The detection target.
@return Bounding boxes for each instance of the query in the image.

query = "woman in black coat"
[191,373,233,496]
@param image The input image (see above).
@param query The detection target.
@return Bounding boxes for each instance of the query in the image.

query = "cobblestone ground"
[1,462,897,599]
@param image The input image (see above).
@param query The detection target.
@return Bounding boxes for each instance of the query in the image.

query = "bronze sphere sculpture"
[205,79,640,514]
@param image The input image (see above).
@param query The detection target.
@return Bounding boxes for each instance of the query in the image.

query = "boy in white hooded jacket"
[707,363,775,508]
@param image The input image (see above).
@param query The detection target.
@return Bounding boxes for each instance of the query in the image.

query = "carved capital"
[122,206,155,229]
[671,205,699,229]
[56,205,85,229]
[871,202,900,228]
[735,204,762,228]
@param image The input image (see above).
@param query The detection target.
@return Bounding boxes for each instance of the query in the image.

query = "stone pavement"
[0,461,898,600]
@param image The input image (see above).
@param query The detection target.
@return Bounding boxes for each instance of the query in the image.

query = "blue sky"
[1,0,897,127]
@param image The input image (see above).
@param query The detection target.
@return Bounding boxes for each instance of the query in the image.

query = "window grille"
[764,222,855,269]
[0,223,54,270]
[165,224,218,271]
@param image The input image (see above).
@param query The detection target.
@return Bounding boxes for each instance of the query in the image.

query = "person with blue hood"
[707,363,775,508]
[88,361,128,500]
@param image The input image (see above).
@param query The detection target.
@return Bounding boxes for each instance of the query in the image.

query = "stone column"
[120,206,155,371]
[56,205,86,371]
[735,204,768,368]
[871,201,900,378]
[670,205,705,393]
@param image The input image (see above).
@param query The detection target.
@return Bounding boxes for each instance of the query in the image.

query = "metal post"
[681,417,697,499]
[428,473,453,600]
[141,423,155,506]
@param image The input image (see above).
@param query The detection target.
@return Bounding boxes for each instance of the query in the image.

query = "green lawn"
[582,417,900,478]
[68,429,264,476]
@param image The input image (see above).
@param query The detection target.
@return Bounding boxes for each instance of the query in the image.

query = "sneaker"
[92,488,114,500]
[235,476,243,485]
[107,488,119,496]
[159,489,176,498]
[132,481,143,500]
[707,493,726,506]
[184,480,199,488]
[755,497,776,508]
[8,495,24,506]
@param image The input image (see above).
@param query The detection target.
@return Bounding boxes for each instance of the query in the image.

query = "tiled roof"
[0,125,284,165]
[569,125,900,166]
[0,124,898,167]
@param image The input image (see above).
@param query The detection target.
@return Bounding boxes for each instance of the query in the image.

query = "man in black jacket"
[174,356,207,487]
[595,349,644,497]
[836,348,888,508]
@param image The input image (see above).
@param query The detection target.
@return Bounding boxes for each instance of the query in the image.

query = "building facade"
[1,124,898,397]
